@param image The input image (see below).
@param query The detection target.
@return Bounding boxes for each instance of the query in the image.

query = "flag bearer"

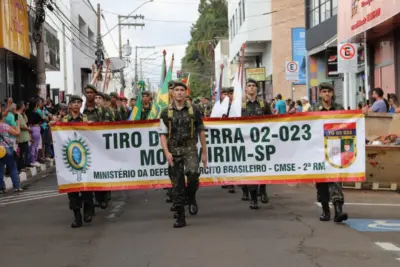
[241,78,272,209]
[62,95,93,228]
[312,82,348,223]
[159,81,207,228]
[141,91,153,120]
[165,80,176,203]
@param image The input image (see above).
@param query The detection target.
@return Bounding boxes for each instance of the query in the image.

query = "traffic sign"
[285,61,299,81]
[338,43,358,73]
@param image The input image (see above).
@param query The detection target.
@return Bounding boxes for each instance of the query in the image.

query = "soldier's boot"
[71,209,83,228]
[260,186,269,204]
[242,186,250,201]
[173,207,187,228]
[165,188,173,203]
[188,196,199,216]
[249,190,259,210]
[83,202,93,223]
[170,203,177,212]
[228,185,235,194]
[333,202,348,223]
[319,202,331,221]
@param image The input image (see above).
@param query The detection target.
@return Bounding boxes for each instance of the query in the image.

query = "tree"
[181,0,228,98]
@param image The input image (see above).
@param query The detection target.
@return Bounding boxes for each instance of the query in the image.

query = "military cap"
[319,82,334,91]
[186,95,193,100]
[172,81,187,90]
[97,92,104,99]
[109,92,120,99]
[84,84,98,94]
[69,95,83,103]
[130,97,137,101]
[168,80,176,89]
[204,97,210,101]
[104,94,112,101]
[221,87,229,93]
[246,78,258,86]
[141,91,151,97]
[228,87,234,93]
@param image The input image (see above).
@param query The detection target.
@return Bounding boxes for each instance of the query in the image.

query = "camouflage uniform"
[141,104,152,120]
[241,96,272,208]
[312,82,348,223]
[83,105,111,209]
[63,105,93,228]
[312,102,345,206]
[159,101,205,215]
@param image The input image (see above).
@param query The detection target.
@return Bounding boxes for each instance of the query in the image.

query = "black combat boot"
[228,185,235,194]
[165,195,173,203]
[170,203,177,212]
[319,202,331,221]
[333,202,348,223]
[242,186,250,201]
[260,186,269,204]
[71,209,83,228]
[249,190,259,210]
[83,202,93,223]
[188,196,198,216]
[173,207,187,228]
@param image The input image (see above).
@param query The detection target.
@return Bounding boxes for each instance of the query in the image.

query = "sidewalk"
[4,161,56,190]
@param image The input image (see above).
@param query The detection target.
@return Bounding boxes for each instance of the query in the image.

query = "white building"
[45,0,97,101]
[227,0,272,84]
[214,40,230,88]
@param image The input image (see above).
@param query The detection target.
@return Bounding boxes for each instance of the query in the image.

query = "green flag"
[130,80,146,121]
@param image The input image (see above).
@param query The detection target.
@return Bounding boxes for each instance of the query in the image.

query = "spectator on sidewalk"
[388,94,399,113]
[35,98,53,161]
[295,100,303,112]
[364,88,388,113]
[275,94,286,115]
[0,111,22,194]
[27,98,44,167]
[301,96,312,112]
[16,101,32,171]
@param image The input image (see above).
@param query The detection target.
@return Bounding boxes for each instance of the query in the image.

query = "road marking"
[0,190,58,200]
[0,192,64,206]
[315,202,400,207]
[375,242,400,252]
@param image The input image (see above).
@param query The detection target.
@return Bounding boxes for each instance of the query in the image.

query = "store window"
[309,0,336,28]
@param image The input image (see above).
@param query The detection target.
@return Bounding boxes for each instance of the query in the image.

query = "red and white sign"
[285,61,299,81]
[338,43,358,73]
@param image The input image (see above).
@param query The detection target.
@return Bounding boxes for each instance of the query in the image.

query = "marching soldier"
[120,97,129,120]
[104,94,116,121]
[62,95,93,228]
[159,81,207,228]
[83,84,112,210]
[224,87,236,193]
[141,91,152,120]
[96,92,114,122]
[109,92,123,121]
[312,82,348,223]
[165,80,176,203]
[241,78,272,209]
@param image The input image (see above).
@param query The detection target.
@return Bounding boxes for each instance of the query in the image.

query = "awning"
[308,35,338,56]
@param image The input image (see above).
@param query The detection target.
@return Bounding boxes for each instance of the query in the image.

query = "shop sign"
[291,28,306,85]
[351,8,381,30]
[338,43,358,73]
[0,0,30,59]
[285,61,299,81]
[245,67,266,82]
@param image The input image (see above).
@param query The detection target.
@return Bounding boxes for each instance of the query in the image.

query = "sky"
[91,0,200,91]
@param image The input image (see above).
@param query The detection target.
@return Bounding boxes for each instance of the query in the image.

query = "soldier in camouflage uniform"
[96,92,115,122]
[104,94,116,121]
[83,84,112,210]
[109,92,123,121]
[312,82,348,223]
[120,97,129,120]
[165,81,176,203]
[200,97,211,117]
[159,81,207,228]
[141,91,152,120]
[241,78,272,209]
[62,95,93,228]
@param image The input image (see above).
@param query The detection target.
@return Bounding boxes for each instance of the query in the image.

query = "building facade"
[305,0,341,105]
[46,0,97,101]
[227,0,272,99]
[272,0,306,101]
[338,0,400,108]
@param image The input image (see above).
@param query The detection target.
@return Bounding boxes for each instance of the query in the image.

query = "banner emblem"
[62,132,91,181]
[324,123,357,169]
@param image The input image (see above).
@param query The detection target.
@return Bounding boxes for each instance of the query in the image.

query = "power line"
[101,12,119,54]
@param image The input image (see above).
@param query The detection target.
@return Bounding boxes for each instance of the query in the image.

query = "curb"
[4,161,55,190]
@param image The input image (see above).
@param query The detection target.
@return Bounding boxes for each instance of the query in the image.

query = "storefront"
[338,0,400,105]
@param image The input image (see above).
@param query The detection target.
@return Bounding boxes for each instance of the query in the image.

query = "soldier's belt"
[168,139,196,147]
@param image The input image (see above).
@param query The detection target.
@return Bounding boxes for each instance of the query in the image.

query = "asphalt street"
[2,175,400,267]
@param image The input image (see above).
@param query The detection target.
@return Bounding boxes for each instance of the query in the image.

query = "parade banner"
[52,111,366,193]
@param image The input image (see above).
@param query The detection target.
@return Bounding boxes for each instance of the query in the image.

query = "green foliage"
[181,0,228,98]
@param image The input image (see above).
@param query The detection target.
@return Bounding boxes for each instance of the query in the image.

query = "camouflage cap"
[84,84,98,94]
[69,95,83,103]
[141,91,151,97]
[104,94,112,101]
[109,92,120,99]
[319,82,334,91]
[168,80,176,89]
[97,92,104,99]
[172,81,187,90]
[221,87,229,93]
[228,87,234,93]
[246,78,258,87]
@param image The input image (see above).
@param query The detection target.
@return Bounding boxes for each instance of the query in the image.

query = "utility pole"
[33,0,47,99]
[95,4,104,90]
[118,15,145,93]
[62,23,67,96]
[134,46,155,95]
